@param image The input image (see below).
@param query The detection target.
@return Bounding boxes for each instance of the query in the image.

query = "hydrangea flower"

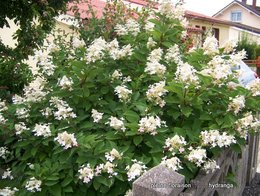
[54,131,78,149]
[0,187,18,196]
[126,160,146,181]
[57,75,74,91]
[115,19,140,36]
[202,36,219,55]
[165,44,182,64]
[145,48,166,76]
[50,97,77,120]
[25,177,42,192]
[200,130,236,148]
[187,147,207,167]
[2,168,14,180]
[15,122,29,135]
[202,160,220,174]
[146,81,168,107]
[16,107,30,119]
[0,147,10,159]
[78,164,94,184]
[138,116,166,135]
[161,156,182,171]
[247,78,260,96]
[32,123,51,137]
[86,37,107,63]
[114,85,132,102]
[103,162,118,178]
[175,62,199,85]
[227,95,245,115]
[91,109,104,123]
[105,148,122,162]
[107,116,126,132]
[164,135,187,152]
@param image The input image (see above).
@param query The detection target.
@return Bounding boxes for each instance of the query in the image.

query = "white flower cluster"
[115,19,140,36]
[222,40,237,53]
[23,76,48,103]
[107,116,126,132]
[0,113,6,124]
[40,107,52,117]
[15,122,29,135]
[12,94,24,105]
[227,95,245,115]
[200,130,236,148]
[103,162,118,178]
[0,187,18,196]
[50,97,77,120]
[202,36,219,55]
[165,44,182,64]
[247,78,260,96]
[235,112,260,138]
[72,37,85,48]
[57,75,74,91]
[175,62,199,85]
[54,131,78,149]
[108,39,133,60]
[0,147,10,159]
[146,81,168,107]
[78,164,94,184]
[138,115,166,135]
[147,37,156,49]
[0,100,7,112]
[202,160,220,174]
[126,160,146,181]
[228,50,247,66]
[114,85,132,102]
[165,135,187,152]
[2,168,13,180]
[111,69,132,84]
[32,123,51,138]
[16,107,30,119]
[158,0,175,19]
[91,109,104,123]
[86,37,107,63]
[25,177,42,192]
[187,147,207,167]
[200,56,232,82]
[145,48,166,76]
[34,49,56,76]
[161,156,182,171]
[105,148,122,162]
[111,70,123,81]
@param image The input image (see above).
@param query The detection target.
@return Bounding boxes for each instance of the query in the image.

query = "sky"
[172,0,260,16]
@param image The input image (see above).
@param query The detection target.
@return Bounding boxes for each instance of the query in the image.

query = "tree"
[0,0,72,98]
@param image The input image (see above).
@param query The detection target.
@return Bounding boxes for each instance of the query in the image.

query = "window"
[231,11,242,22]
[212,28,219,41]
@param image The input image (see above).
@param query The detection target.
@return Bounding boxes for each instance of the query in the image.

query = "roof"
[66,0,158,19]
[185,10,232,26]
[67,1,106,19]
[213,0,260,17]
[65,0,260,35]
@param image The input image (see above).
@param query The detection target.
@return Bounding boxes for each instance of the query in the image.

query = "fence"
[244,57,260,76]
[133,133,259,196]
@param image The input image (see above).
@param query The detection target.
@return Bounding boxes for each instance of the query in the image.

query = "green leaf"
[93,179,101,190]
[49,184,62,196]
[124,110,140,123]
[182,107,192,117]
[133,136,143,146]
[231,144,241,153]
[61,176,73,187]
